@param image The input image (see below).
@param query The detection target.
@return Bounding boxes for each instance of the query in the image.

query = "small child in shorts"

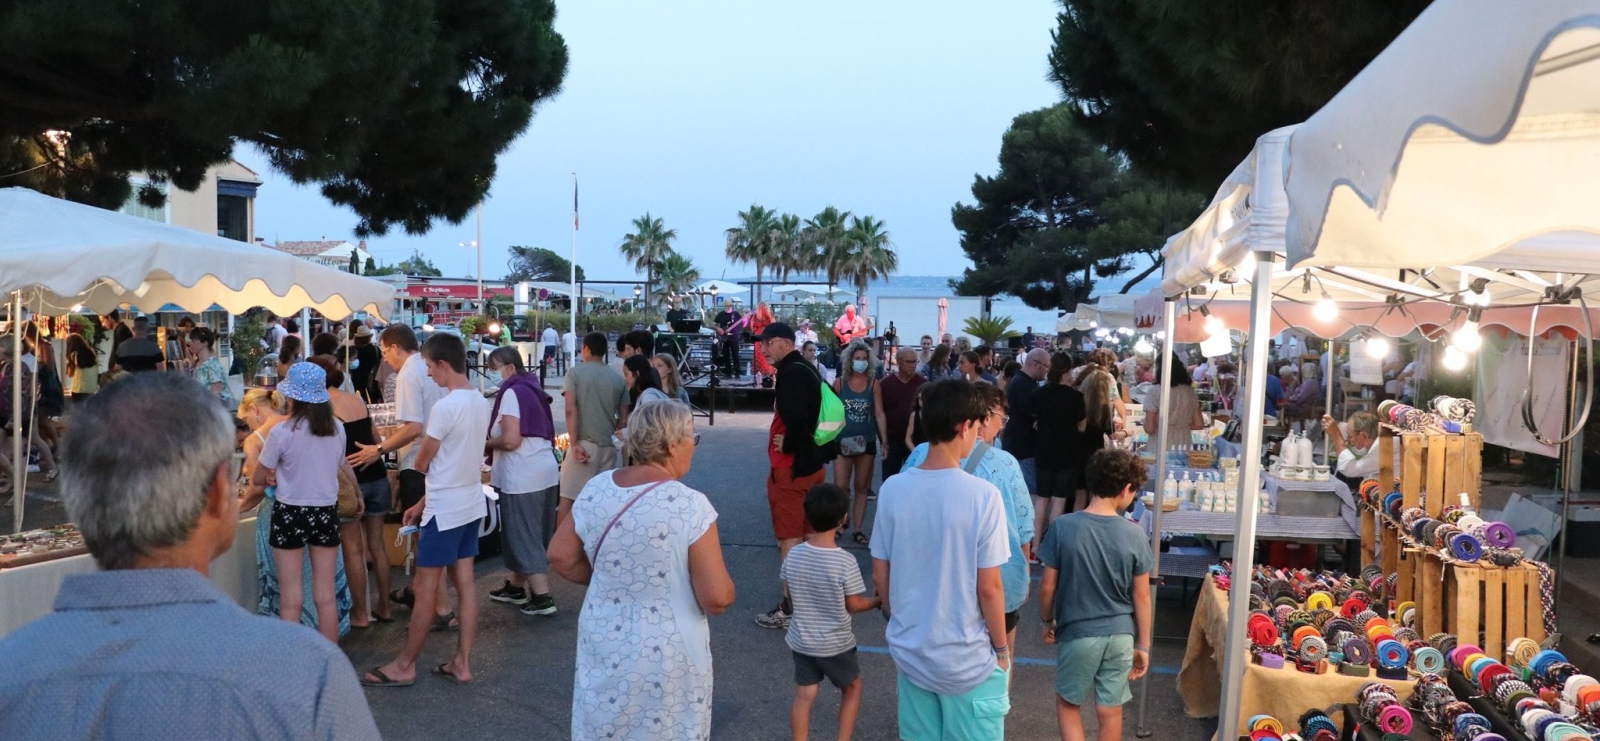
[783,483,881,741]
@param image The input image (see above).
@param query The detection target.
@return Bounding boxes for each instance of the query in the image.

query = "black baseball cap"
[757,322,796,341]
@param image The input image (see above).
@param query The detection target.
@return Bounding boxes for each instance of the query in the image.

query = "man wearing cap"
[795,319,819,347]
[754,322,838,630]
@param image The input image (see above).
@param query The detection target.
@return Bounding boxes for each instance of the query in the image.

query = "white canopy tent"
[1144,2,1600,738]
[692,279,747,296]
[0,187,393,532]
[770,284,852,301]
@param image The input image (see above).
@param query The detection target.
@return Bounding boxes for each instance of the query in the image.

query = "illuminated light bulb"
[1465,290,1491,308]
[1155,330,1166,340]
[1204,315,1225,338]
[1094,328,1109,339]
[1365,336,1390,359]
[1451,321,1482,353]
[1443,345,1468,371]
[70,304,83,313]
[1313,298,1338,323]
[1089,321,1098,329]
[488,322,502,335]
[1134,337,1154,355]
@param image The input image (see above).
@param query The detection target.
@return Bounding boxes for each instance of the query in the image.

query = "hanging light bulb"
[1154,330,1166,340]
[1134,336,1154,355]
[1450,306,1484,353]
[1365,336,1390,359]
[1443,345,1468,371]
[1204,314,1225,338]
[1313,298,1338,322]
[1451,321,1482,352]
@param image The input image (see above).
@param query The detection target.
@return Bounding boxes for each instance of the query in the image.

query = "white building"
[266,239,372,274]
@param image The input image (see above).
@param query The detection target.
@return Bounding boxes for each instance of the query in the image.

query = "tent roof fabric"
[0,188,391,319]
[272,240,357,258]
[1285,0,1600,270]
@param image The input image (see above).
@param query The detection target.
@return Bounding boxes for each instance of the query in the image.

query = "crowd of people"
[0,310,1177,741]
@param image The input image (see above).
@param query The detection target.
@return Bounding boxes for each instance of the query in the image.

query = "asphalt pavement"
[342,393,1216,740]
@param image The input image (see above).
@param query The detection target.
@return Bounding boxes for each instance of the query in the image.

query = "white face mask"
[497,366,513,382]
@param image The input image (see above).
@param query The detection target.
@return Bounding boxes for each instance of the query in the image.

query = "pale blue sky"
[238,0,1063,283]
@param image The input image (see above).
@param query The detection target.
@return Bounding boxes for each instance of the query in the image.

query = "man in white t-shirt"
[871,380,1012,739]
[348,325,446,619]
[265,315,288,355]
[541,325,560,367]
[363,333,491,688]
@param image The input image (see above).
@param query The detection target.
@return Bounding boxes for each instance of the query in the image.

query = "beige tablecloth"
[1178,574,1415,729]
[0,516,259,638]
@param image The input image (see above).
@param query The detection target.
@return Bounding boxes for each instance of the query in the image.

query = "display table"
[0,516,260,638]
[1142,510,1359,544]
[1177,575,1415,727]
[1261,472,1358,536]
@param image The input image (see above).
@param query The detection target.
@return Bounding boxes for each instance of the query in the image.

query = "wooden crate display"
[1407,551,1545,657]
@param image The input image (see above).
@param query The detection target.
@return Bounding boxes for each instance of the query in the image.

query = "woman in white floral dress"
[550,401,736,741]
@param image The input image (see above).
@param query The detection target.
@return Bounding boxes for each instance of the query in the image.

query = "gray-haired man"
[0,373,380,741]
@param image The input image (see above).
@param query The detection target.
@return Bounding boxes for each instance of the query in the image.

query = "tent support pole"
[1557,337,1579,606]
[11,292,22,533]
[1324,339,1336,463]
[1216,251,1275,741]
[1134,297,1178,738]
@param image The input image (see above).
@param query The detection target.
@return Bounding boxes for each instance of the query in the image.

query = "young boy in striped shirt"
[783,483,881,741]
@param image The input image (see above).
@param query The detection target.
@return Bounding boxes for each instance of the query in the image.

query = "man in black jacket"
[754,322,837,630]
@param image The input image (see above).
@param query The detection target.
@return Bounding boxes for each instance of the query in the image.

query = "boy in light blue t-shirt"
[1038,448,1152,741]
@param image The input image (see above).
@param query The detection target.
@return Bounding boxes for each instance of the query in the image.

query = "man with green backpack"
[755,322,843,630]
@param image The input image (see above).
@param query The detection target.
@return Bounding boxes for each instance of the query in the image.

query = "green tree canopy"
[618,213,677,305]
[651,252,700,306]
[506,245,584,283]
[368,249,442,277]
[0,0,569,235]
[1049,0,1428,190]
[952,105,1202,311]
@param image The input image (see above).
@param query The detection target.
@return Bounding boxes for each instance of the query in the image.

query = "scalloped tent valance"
[0,187,391,319]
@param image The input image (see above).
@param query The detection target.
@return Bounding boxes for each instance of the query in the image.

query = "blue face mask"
[852,360,869,373]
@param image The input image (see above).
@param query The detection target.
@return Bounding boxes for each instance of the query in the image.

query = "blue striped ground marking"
[854,645,1179,674]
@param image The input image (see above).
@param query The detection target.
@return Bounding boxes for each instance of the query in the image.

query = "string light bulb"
[1443,345,1468,371]
[1313,298,1338,322]
[1451,306,1484,353]
[1134,336,1154,355]
[1204,314,1225,338]
[1365,336,1390,359]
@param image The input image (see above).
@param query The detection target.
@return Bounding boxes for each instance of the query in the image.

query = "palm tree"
[724,205,778,303]
[771,213,805,283]
[844,215,897,303]
[803,206,853,287]
[618,213,677,306]
[652,251,701,306]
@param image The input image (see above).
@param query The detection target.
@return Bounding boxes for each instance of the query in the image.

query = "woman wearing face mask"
[484,346,564,617]
[834,341,878,544]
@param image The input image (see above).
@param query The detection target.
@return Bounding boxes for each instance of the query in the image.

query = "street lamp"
[634,284,642,310]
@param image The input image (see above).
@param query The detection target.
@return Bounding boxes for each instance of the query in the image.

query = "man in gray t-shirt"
[559,332,627,520]
[1038,448,1153,741]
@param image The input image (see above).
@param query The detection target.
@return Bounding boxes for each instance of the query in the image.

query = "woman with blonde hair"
[835,341,878,544]
[551,401,735,739]
[1077,370,1129,511]
[652,353,691,406]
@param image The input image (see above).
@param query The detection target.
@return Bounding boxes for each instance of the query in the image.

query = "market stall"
[0,186,390,635]
[1143,2,1600,738]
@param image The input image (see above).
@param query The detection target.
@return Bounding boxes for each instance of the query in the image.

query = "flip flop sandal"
[389,587,414,608]
[429,612,459,632]
[852,531,870,546]
[360,668,414,688]
[432,663,473,684]
[372,614,396,624]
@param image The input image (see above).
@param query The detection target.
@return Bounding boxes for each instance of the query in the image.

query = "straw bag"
[336,468,361,520]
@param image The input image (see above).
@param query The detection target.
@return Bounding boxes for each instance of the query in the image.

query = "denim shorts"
[358,478,391,517]
[416,517,479,568]
[898,666,1010,741]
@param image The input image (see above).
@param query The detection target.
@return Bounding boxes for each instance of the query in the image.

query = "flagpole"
[569,172,578,367]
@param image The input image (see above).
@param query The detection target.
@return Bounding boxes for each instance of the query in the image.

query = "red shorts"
[767,467,824,540]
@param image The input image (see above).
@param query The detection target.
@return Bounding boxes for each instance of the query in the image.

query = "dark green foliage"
[952,105,1201,311]
[0,0,568,235]
[368,249,441,277]
[1050,0,1429,189]
[506,245,584,283]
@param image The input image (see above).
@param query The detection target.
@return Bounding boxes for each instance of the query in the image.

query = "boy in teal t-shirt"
[1037,448,1153,741]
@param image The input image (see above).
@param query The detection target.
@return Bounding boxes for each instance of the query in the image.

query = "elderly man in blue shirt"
[902,380,1036,662]
[0,372,379,741]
